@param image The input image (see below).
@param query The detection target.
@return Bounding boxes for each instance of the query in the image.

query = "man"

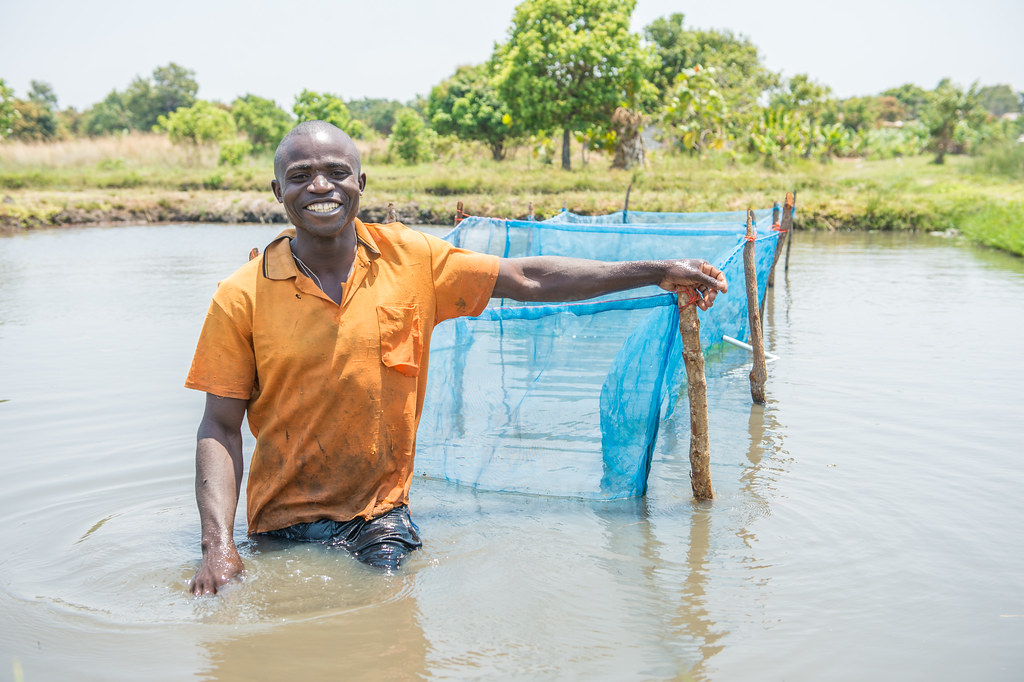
[186,120,727,595]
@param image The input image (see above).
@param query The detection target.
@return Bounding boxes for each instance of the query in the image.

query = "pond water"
[0,223,1022,681]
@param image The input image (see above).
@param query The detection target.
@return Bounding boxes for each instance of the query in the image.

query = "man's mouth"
[306,201,341,214]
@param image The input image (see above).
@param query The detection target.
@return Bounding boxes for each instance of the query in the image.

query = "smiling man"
[185,120,727,595]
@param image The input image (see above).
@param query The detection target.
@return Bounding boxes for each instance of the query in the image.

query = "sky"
[1,0,1021,111]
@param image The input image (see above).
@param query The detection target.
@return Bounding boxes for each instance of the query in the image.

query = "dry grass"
[0,132,215,168]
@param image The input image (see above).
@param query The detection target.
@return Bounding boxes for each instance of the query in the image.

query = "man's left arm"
[492,257,728,310]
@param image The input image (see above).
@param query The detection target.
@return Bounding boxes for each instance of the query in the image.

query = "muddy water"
[0,224,1022,681]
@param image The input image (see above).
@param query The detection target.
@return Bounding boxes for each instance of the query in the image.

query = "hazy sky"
[1,0,1021,110]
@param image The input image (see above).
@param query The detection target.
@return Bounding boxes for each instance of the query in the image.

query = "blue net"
[415,210,781,499]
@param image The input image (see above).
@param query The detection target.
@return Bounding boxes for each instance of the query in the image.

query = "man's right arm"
[189,393,248,596]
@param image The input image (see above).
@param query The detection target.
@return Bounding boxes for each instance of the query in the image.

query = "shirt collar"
[262,218,381,281]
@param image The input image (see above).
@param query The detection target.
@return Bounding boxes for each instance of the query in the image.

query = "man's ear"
[271,179,283,203]
[359,172,367,193]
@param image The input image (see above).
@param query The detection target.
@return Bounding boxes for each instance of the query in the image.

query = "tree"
[9,99,59,141]
[231,94,293,153]
[977,84,1022,117]
[427,63,520,161]
[82,90,132,136]
[919,80,986,164]
[27,80,58,110]
[644,13,776,117]
[388,108,431,164]
[880,83,928,120]
[769,74,836,124]
[0,79,19,139]
[346,97,404,135]
[124,62,198,130]
[659,64,728,154]
[293,90,367,138]
[156,100,236,147]
[495,0,657,170]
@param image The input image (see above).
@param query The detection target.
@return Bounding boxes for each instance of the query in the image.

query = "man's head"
[271,121,367,239]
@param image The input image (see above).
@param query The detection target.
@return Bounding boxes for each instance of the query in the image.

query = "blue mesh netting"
[416,210,781,499]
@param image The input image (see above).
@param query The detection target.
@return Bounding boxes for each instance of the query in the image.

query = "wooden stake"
[385,202,397,224]
[455,200,464,226]
[623,182,632,220]
[744,209,767,405]
[784,191,796,273]
[767,201,782,289]
[760,201,781,321]
[677,292,713,500]
[528,201,534,220]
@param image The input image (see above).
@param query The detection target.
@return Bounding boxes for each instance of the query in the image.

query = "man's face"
[271,128,366,239]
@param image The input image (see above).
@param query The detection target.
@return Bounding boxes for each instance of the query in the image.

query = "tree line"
[2,0,1022,170]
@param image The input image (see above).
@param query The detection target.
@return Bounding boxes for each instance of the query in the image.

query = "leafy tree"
[660,65,728,154]
[494,0,657,170]
[427,63,520,161]
[293,90,367,138]
[0,79,20,139]
[388,108,431,163]
[124,63,198,130]
[156,100,237,146]
[880,83,928,120]
[838,95,905,131]
[9,99,60,141]
[27,80,58,110]
[976,84,1022,117]
[231,94,293,153]
[346,97,404,135]
[644,13,776,117]
[8,79,62,141]
[919,80,986,163]
[770,74,836,123]
[82,90,132,136]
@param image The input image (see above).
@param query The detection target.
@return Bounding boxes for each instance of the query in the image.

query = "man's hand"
[657,259,728,311]
[190,542,244,595]
[190,393,247,597]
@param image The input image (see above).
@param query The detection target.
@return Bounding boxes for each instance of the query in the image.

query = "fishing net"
[415,209,782,499]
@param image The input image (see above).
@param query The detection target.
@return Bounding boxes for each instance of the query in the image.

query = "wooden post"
[385,202,397,224]
[677,292,713,500]
[623,182,632,222]
[744,209,767,405]
[455,200,464,226]
[528,201,534,221]
[767,201,782,289]
[783,191,796,273]
[770,192,794,287]
[759,201,781,320]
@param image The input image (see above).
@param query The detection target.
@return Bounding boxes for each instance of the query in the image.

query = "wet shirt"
[185,219,499,533]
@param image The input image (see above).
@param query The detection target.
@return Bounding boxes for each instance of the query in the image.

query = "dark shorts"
[260,505,422,571]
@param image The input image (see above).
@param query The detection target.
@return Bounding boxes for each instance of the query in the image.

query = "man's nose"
[308,173,333,192]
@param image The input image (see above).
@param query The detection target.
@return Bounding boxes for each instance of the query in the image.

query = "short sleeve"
[424,233,500,323]
[184,287,256,400]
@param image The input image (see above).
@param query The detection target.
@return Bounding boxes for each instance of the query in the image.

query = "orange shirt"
[185,219,499,533]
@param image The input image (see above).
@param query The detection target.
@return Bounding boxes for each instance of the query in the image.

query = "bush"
[861,124,928,160]
[218,138,252,166]
[388,109,431,164]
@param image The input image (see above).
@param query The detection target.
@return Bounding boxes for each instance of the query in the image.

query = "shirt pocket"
[376,305,422,377]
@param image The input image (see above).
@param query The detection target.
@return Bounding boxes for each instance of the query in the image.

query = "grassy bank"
[2,134,1021,256]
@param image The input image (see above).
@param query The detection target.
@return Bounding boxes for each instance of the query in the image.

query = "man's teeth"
[307,202,340,213]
